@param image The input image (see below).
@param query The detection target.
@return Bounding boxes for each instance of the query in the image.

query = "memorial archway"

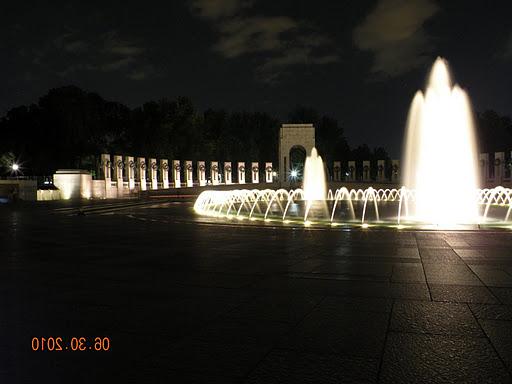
[278,123,315,182]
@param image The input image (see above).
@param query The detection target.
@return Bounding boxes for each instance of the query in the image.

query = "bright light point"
[304,220,312,227]
[236,216,244,221]
[290,170,298,177]
[249,217,256,221]
[11,164,19,171]
[264,219,271,222]
[397,224,405,229]
[331,223,339,227]
[362,223,369,229]
[283,220,291,224]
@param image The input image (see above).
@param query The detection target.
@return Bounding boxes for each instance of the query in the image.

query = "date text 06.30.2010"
[31,337,110,351]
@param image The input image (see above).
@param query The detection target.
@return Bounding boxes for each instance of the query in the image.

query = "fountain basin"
[193,186,512,230]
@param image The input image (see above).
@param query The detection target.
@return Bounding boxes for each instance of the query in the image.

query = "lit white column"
[113,155,124,196]
[125,156,135,190]
[238,162,245,184]
[149,158,158,190]
[100,154,112,198]
[377,160,385,182]
[211,161,219,185]
[391,160,400,183]
[362,160,371,181]
[224,162,232,184]
[100,154,111,180]
[160,159,169,189]
[479,153,489,186]
[348,161,356,181]
[265,163,273,183]
[251,162,259,183]
[173,160,181,188]
[494,152,505,185]
[333,161,341,181]
[198,161,206,186]
[137,157,147,191]
[185,161,193,187]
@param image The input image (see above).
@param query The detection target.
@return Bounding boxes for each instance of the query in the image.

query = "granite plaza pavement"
[2,199,512,383]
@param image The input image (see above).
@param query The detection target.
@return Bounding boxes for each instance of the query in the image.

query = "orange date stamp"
[31,337,111,352]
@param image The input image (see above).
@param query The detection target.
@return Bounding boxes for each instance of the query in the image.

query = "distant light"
[290,170,298,178]
[272,171,277,177]
[12,163,19,171]
[362,223,369,229]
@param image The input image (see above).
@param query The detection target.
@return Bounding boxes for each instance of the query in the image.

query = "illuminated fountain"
[194,58,512,229]
[303,148,327,201]
[403,57,479,225]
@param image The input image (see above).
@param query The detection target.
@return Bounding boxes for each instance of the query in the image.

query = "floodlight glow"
[11,164,19,171]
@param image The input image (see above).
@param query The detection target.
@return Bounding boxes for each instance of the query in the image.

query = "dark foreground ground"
[2,200,512,383]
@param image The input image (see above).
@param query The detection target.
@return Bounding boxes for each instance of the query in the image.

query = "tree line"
[0,85,510,176]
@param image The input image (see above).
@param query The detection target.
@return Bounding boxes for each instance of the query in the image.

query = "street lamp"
[11,163,19,172]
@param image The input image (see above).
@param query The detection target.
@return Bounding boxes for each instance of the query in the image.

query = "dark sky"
[1,0,511,156]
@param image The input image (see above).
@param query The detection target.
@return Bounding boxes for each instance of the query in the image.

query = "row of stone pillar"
[332,153,510,185]
[100,154,274,191]
[332,160,400,182]
[479,152,512,185]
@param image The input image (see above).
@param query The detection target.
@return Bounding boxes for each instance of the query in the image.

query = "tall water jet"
[403,57,479,225]
[303,147,327,201]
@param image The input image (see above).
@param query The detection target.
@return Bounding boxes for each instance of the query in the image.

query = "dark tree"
[476,110,512,153]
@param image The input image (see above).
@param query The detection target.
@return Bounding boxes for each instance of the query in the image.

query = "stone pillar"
[238,162,246,184]
[100,154,112,180]
[377,160,385,182]
[362,160,371,181]
[125,156,136,190]
[265,163,273,183]
[172,160,181,188]
[251,162,259,183]
[185,161,193,187]
[348,161,356,181]
[224,162,232,185]
[149,158,158,190]
[494,152,505,185]
[479,153,489,185]
[198,161,206,186]
[333,161,341,181]
[211,161,219,185]
[100,154,113,197]
[113,155,124,196]
[137,157,147,191]
[160,159,169,189]
[391,160,400,183]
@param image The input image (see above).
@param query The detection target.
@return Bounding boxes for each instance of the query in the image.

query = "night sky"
[2,0,511,156]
